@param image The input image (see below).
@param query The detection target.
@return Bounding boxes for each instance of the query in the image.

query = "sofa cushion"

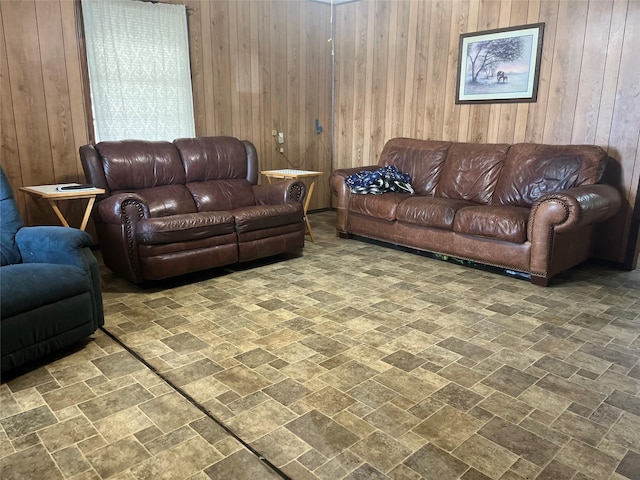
[396,196,477,230]
[136,212,235,244]
[187,179,256,211]
[138,234,238,257]
[378,138,452,196]
[175,136,250,182]
[492,144,608,207]
[234,203,303,233]
[1,263,88,318]
[436,143,509,204]
[113,185,197,217]
[349,192,411,222]
[94,140,186,190]
[454,205,530,243]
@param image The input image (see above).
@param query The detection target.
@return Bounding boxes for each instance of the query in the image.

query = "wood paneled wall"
[1,0,91,227]
[183,0,333,211]
[2,0,638,265]
[333,0,640,265]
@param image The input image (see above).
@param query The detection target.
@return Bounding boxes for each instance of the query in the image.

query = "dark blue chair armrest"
[16,226,94,269]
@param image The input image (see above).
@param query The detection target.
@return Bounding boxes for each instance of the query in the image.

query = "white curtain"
[82,0,195,142]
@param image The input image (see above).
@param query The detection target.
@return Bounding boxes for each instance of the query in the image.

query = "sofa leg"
[337,231,353,239]
[530,275,549,287]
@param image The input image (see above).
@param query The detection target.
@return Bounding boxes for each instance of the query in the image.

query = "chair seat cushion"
[137,212,235,244]
[1,263,88,318]
[454,205,530,243]
[233,203,303,233]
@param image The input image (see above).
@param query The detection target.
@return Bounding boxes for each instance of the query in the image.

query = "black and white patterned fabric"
[345,165,414,195]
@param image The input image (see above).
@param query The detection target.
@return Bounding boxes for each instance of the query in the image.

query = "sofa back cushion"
[378,138,451,196]
[94,140,186,190]
[124,186,198,217]
[492,143,607,207]
[187,180,256,211]
[174,136,250,182]
[175,136,258,212]
[436,143,509,204]
[93,140,195,216]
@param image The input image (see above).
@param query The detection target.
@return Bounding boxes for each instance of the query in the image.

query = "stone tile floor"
[2,211,640,479]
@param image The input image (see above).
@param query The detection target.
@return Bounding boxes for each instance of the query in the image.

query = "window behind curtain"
[81,0,195,142]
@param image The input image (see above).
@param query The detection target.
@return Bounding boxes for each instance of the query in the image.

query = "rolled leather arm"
[528,184,622,281]
[95,193,150,224]
[253,180,306,205]
[528,184,622,239]
[330,166,377,233]
[94,193,149,283]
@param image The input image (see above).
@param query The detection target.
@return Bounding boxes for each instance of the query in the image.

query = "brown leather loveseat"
[81,136,306,283]
[330,138,622,286]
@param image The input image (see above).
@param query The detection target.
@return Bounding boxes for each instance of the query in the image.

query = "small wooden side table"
[20,184,105,231]
[260,169,323,242]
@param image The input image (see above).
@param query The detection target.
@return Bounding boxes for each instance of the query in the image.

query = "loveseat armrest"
[252,180,306,205]
[528,184,622,283]
[94,193,150,283]
[330,166,378,233]
[16,226,93,268]
[95,193,150,224]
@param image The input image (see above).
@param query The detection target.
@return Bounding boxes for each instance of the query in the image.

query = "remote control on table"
[57,184,96,191]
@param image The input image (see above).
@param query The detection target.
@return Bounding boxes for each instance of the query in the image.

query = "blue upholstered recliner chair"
[0,167,104,375]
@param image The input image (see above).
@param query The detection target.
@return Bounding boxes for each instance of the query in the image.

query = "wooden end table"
[260,169,323,242]
[20,184,105,231]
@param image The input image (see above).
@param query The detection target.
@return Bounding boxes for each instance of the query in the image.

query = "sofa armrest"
[95,193,150,224]
[94,193,149,283]
[529,184,622,237]
[528,184,622,281]
[252,180,306,205]
[330,166,378,233]
[16,226,93,268]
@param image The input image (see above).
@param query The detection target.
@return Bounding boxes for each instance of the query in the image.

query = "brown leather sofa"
[80,136,306,283]
[330,138,622,286]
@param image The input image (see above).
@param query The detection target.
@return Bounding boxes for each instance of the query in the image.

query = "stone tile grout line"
[99,326,294,480]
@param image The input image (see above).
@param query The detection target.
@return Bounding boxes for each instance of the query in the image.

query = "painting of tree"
[456,23,544,104]
[467,38,524,83]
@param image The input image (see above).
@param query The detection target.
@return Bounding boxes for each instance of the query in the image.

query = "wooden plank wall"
[1,0,638,265]
[333,0,640,266]
[1,0,90,227]
[183,0,333,211]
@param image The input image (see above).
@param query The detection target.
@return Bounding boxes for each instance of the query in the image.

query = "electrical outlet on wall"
[277,132,285,144]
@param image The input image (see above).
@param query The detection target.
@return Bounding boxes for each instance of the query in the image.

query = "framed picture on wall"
[456,23,544,104]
